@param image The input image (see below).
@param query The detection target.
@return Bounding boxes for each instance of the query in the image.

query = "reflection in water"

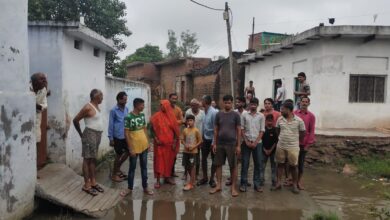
[111,199,302,220]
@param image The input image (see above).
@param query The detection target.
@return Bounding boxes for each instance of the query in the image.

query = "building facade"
[239,25,390,129]
[0,1,36,219]
[29,21,116,171]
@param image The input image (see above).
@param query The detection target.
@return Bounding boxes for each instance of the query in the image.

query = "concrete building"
[0,1,36,219]
[28,21,116,171]
[248,32,289,51]
[239,25,390,129]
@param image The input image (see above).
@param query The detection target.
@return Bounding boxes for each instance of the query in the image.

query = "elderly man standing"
[73,89,105,196]
[185,99,205,180]
[30,72,48,171]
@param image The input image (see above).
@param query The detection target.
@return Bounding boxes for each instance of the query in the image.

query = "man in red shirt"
[293,97,315,190]
[263,98,281,126]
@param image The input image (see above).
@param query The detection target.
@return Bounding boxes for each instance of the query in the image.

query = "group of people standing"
[40,70,314,198]
[29,68,315,199]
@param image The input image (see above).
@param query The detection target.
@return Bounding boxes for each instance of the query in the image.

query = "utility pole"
[224,2,235,99]
[251,17,255,50]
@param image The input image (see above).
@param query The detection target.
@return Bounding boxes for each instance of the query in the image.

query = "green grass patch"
[383,189,390,200]
[308,211,339,220]
[351,154,390,178]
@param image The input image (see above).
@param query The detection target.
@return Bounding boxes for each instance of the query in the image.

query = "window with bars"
[349,75,386,103]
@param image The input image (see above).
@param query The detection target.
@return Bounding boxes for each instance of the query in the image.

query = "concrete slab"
[36,163,123,218]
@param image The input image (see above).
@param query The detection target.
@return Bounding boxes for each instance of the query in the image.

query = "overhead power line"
[189,0,224,11]
[255,11,390,27]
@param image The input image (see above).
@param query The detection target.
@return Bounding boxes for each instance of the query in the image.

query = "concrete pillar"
[0,0,36,219]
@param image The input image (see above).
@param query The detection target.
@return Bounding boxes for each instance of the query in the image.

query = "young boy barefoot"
[261,114,278,189]
[182,115,202,191]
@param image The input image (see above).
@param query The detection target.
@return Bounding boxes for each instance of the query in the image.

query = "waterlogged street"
[30,152,390,220]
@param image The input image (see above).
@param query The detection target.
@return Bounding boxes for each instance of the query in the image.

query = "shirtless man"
[73,89,105,196]
[245,80,256,97]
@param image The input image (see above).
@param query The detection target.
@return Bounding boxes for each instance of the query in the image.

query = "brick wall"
[216,60,245,106]
[126,63,160,99]
[193,74,218,102]
[160,58,211,102]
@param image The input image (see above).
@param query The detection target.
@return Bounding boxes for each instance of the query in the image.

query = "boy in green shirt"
[120,98,153,196]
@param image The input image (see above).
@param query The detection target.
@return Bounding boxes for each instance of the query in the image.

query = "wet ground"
[30,151,390,220]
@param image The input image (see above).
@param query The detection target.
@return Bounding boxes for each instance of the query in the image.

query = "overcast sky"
[119,0,390,59]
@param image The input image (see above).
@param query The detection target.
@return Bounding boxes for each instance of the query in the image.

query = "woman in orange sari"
[150,100,180,188]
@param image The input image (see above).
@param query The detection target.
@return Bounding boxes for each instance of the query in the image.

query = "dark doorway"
[180,80,185,102]
[273,79,282,99]
[294,77,299,103]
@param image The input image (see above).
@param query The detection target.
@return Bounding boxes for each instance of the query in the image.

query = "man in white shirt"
[275,80,286,111]
[30,72,48,171]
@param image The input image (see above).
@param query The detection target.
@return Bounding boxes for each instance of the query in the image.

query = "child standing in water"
[181,115,202,191]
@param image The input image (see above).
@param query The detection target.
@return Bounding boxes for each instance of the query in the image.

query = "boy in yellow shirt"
[181,115,202,191]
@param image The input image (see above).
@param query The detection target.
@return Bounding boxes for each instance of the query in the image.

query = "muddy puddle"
[29,153,389,220]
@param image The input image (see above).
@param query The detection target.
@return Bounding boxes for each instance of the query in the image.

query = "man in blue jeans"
[240,98,265,192]
[120,98,153,196]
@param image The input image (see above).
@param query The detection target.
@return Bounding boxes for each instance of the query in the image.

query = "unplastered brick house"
[126,53,245,107]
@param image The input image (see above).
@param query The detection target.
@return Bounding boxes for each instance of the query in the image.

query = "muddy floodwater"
[30,153,390,220]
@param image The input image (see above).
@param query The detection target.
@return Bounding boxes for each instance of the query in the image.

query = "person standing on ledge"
[245,80,256,97]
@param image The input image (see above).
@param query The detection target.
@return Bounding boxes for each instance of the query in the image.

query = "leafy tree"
[115,44,164,78]
[166,30,181,59]
[28,0,131,76]
[125,44,163,63]
[166,29,200,58]
[180,30,200,58]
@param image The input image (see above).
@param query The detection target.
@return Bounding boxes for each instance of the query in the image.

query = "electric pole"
[224,2,235,99]
[251,17,255,50]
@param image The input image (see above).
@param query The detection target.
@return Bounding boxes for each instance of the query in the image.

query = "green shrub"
[309,211,339,220]
[352,154,390,178]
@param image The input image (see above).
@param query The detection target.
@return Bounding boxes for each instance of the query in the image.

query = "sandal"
[91,184,104,193]
[111,175,125,182]
[183,183,194,191]
[144,188,154,195]
[120,189,132,197]
[82,187,98,196]
[119,172,128,180]
[154,183,161,189]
